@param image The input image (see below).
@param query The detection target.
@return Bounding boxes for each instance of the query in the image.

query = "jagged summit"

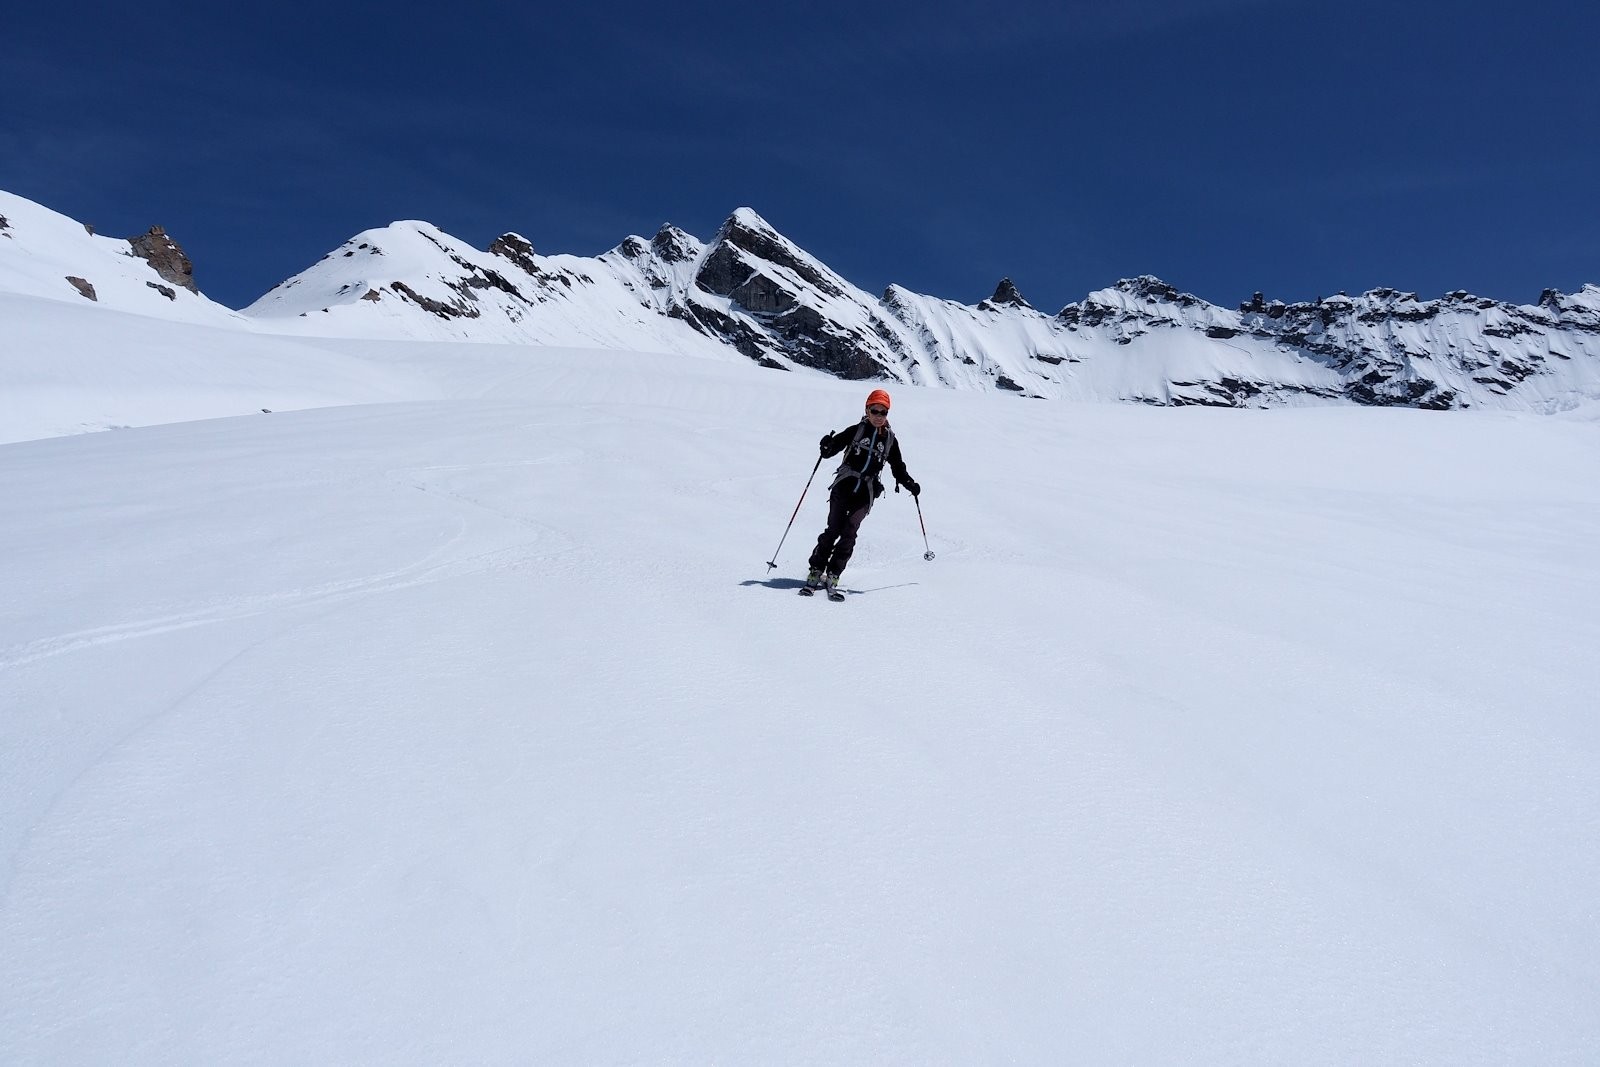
[982,278,1033,311]
[698,207,845,302]
[647,224,699,263]
[3,186,1597,412]
[1060,276,1211,327]
[1107,275,1206,306]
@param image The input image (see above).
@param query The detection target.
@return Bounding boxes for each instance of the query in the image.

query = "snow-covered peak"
[244,220,493,319]
[726,206,780,236]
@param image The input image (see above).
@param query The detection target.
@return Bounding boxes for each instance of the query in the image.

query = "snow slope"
[0,190,242,325]
[3,315,1599,1061]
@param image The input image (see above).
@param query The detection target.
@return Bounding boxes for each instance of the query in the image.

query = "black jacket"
[821,418,917,499]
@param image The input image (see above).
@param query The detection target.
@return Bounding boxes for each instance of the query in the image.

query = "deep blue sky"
[5,0,1595,311]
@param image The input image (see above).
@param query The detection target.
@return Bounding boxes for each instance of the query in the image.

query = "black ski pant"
[808,485,872,577]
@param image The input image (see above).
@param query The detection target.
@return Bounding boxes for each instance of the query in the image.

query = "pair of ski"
[799,582,846,602]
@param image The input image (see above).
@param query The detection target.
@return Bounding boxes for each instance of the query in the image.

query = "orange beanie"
[865,389,892,411]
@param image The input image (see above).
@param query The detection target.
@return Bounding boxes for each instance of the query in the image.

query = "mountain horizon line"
[5,192,1591,315]
[3,187,1597,414]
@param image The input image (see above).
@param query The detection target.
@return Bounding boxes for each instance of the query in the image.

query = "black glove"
[818,433,831,453]
[905,479,921,497]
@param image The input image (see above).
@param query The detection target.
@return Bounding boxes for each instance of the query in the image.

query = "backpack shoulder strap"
[830,421,872,489]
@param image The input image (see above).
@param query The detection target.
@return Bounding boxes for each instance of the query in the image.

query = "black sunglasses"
[866,406,889,416]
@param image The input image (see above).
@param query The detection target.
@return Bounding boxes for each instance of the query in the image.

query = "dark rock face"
[127,226,197,293]
[687,211,896,379]
[66,276,97,301]
[650,224,700,264]
[390,280,480,320]
[0,214,10,235]
[694,243,752,300]
[729,272,798,315]
[668,301,788,369]
[699,213,844,300]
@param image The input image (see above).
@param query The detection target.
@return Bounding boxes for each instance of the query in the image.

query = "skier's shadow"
[742,577,808,591]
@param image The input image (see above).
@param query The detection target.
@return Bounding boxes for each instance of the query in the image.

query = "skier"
[803,389,920,600]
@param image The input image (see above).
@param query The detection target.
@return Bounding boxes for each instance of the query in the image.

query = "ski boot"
[799,567,825,596]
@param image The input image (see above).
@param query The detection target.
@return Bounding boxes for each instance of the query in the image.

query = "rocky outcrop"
[487,232,537,276]
[127,226,197,293]
[66,276,97,301]
[390,280,481,320]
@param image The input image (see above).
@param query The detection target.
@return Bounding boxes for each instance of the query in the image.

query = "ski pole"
[766,454,824,573]
[915,495,935,561]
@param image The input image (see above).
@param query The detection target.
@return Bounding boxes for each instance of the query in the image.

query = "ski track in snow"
[0,473,561,672]
[0,434,624,674]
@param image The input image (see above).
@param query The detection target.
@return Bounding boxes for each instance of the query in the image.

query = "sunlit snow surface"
[3,290,1599,1062]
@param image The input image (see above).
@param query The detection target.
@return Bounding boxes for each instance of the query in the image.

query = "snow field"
[2,336,1599,1061]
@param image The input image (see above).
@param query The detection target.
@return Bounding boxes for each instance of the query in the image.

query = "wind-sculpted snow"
[4,187,1599,412]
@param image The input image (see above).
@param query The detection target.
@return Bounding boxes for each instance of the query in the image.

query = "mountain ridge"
[4,188,1597,412]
